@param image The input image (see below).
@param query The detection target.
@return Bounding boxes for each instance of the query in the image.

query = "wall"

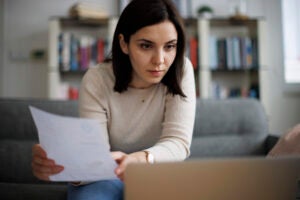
[0,0,4,95]
[1,0,117,98]
[0,0,299,134]
[262,0,300,134]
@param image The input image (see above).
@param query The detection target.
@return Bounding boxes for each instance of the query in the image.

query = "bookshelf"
[185,18,268,105]
[47,17,117,99]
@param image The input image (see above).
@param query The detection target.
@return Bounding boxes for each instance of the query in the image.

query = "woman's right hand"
[31,144,64,181]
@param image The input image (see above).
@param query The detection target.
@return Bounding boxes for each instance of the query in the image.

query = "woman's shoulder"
[183,57,193,71]
[81,62,115,91]
[84,62,114,82]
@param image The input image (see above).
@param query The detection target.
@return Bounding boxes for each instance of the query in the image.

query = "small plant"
[197,5,213,16]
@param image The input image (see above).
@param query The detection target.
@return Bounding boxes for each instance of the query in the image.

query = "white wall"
[0,0,4,96]
[0,0,299,134]
[262,0,300,134]
[1,0,117,98]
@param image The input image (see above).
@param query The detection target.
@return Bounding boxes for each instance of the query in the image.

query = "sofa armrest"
[265,135,279,154]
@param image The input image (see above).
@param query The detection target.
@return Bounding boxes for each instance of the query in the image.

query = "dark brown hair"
[110,0,186,97]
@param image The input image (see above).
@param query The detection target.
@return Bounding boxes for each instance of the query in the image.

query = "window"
[282,0,300,84]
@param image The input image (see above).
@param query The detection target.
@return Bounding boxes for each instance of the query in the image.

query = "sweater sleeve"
[145,58,196,162]
[74,67,111,185]
[79,67,110,148]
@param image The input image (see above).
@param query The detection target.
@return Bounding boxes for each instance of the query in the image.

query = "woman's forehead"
[131,21,178,43]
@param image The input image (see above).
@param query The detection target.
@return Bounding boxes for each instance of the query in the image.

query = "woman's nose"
[152,49,164,66]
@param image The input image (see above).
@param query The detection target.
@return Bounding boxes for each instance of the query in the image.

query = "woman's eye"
[140,43,152,49]
[165,44,177,51]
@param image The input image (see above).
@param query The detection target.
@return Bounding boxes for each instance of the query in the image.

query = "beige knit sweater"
[79,58,196,162]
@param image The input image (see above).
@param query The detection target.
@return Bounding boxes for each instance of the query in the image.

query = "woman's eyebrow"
[166,39,178,44]
[136,39,153,43]
[136,39,177,44]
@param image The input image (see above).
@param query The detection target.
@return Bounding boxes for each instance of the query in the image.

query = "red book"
[189,37,198,70]
[97,38,105,63]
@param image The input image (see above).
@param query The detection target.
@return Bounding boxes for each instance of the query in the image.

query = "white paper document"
[29,106,118,182]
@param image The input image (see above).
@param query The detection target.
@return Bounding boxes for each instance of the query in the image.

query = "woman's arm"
[145,58,196,162]
[79,67,110,146]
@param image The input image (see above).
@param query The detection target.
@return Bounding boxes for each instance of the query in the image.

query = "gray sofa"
[0,98,277,200]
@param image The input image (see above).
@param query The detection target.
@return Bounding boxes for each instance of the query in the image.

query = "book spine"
[70,34,79,71]
[226,37,234,70]
[189,36,198,70]
[58,33,63,70]
[232,36,241,69]
[245,37,253,69]
[61,33,71,71]
[79,36,89,71]
[97,38,105,63]
[217,38,227,69]
[209,36,218,70]
[251,38,259,69]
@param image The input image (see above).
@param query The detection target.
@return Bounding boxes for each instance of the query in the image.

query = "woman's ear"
[119,34,129,54]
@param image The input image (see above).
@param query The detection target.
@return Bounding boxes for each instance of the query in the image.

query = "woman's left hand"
[111,151,147,181]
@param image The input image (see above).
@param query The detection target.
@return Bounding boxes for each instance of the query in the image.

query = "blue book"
[70,34,79,71]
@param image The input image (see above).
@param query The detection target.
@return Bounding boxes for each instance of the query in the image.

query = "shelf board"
[50,16,109,27]
[60,70,87,76]
[210,68,259,72]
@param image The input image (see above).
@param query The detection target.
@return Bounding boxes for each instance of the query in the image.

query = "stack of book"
[58,33,108,72]
[209,36,258,70]
[69,3,108,20]
[211,82,259,99]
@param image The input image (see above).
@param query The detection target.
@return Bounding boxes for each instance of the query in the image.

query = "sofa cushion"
[0,139,41,183]
[193,98,268,137]
[0,99,78,140]
[189,134,267,159]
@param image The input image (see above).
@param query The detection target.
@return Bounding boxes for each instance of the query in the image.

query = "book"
[61,33,71,72]
[69,2,108,20]
[217,38,227,69]
[245,36,253,69]
[70,34,79,71]
[189,36,198,70]
[97,38,105,63]
[232,36,241,69]
[226,37,234,70]
[79,36,89,71]
[209,36,218,70]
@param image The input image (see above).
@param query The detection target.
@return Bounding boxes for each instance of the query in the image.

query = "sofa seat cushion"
[0,182,67,200]
[189,135,267,159]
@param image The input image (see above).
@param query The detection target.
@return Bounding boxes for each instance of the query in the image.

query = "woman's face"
[119,20,178,89]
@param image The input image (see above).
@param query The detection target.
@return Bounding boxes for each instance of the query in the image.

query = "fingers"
[32,144,47,158]
[114,157,127,181]
[111,151,126,162]
[31,144,64,181]
[115,155,139,181]
[110,151,126,181]
[32,162,64,181]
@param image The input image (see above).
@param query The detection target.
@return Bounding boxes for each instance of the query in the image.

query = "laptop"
[125,156,300,200]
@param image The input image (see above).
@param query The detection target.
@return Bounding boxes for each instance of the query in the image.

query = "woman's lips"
[148,70,164,77]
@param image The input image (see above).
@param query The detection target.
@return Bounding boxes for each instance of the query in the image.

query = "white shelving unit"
[47,17,118,99]
[192,18,268,107]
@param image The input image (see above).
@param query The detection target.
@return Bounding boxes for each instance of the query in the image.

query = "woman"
[32,0,196,199]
